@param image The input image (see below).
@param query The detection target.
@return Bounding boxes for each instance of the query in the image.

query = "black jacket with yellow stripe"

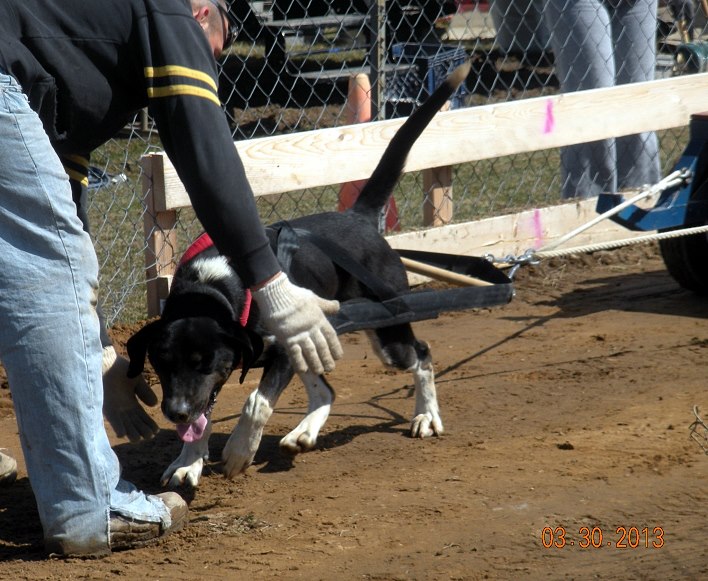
[0,0,280,293]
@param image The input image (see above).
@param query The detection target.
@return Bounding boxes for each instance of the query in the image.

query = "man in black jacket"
[0,0,341,556]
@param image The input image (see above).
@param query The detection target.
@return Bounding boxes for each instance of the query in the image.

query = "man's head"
[192,0,239,58]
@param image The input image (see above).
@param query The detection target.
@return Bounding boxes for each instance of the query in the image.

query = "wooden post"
[140,153,177,317]
[423,165,453,226]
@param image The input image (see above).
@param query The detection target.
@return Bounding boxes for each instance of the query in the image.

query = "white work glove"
[252,272,343,374]
[102,345,159,442]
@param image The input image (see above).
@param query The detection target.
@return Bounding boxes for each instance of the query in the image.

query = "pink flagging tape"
[543,100,555,134]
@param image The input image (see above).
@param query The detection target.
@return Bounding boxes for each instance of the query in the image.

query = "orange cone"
[338,73,400,231]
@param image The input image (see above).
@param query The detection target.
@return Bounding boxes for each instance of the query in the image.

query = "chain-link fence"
[90,0,702,326]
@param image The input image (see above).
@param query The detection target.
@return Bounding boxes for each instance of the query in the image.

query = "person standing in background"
[541,0,661,199]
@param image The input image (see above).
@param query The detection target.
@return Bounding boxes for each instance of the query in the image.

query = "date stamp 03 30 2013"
[541,526,665,549]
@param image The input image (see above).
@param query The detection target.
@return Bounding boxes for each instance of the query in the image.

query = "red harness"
[179,232,252,327]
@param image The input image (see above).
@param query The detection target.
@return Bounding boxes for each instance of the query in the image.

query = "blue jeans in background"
[542,0,661,198]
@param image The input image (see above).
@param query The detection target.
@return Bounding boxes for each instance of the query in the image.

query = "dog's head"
[126,291,263,442]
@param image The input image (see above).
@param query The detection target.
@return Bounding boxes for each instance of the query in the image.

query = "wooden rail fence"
[140,72,708,315]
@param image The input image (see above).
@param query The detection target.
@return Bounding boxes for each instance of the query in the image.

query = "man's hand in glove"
[252,272,343,375]
[102,345,159,442]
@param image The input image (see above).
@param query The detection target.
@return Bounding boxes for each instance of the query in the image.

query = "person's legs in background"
[613,0,661,189]
[544,0,616,198]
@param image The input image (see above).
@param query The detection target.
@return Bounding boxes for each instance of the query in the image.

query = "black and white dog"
[127,62,471,487]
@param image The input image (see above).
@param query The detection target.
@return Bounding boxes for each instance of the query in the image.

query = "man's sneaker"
[109,491,188,551]
[0,450,17,487]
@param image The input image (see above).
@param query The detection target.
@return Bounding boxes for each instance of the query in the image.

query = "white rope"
[535,223,708,259]
[484,169,708,275]
[487,169,704,274]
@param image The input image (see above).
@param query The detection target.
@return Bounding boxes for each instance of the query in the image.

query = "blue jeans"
[542,0,661,198]
[0,72,169,555]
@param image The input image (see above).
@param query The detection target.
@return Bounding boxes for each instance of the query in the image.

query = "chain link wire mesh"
[90,0,701,326]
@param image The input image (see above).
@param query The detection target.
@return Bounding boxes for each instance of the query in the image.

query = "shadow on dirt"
[436,266,708,382]
[110,388,412,484]
[0,478,44,560]
[527,268,708,321]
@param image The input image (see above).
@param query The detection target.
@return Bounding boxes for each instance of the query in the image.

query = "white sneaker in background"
[0,449,17,487]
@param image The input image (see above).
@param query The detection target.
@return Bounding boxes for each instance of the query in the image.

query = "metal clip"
[484,249,539,279]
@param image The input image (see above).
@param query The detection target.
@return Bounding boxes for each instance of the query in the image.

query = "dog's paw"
[410,412,444,439]
[279,389,331,455]
[161,457,205,488]
[221,389,273,478]
[161,438,209,488]
[221,444,256,478]
[222,426,263,478]
[279,430,317,455]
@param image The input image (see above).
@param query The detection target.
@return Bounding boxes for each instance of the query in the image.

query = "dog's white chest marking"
[193,256,232,284]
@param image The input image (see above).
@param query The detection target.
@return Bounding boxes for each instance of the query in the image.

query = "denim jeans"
[542,0,661,199]
[0,72,169,555]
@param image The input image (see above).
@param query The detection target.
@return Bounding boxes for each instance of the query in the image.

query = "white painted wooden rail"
[140,73,708,315]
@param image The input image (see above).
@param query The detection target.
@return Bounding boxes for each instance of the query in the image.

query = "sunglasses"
[207,0,239,49]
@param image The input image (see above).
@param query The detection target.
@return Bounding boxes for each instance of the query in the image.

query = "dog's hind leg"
[366,326,443,438]
[161,420,213,488]
[222,349,294,478]
[280,371,335,455]
[409,344,441,438]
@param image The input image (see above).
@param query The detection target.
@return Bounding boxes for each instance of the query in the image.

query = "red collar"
[179,232,215,265]
[179,232,251,327]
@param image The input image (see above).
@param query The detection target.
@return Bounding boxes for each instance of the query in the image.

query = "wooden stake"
[400,257,494,287]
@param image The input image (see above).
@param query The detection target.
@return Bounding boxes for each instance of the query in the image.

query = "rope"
[485,169,703,275]
[535,224,708,259]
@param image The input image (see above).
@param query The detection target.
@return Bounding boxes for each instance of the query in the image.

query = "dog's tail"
[351,60,471,223]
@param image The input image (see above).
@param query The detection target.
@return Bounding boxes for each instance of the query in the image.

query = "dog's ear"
[125,320,163,378]
[227,324,264,383]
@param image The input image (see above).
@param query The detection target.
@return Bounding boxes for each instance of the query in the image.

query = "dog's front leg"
[161,420,212,488]
[222,388,274,477]
[222,352,294,477]
[280,371,334,455]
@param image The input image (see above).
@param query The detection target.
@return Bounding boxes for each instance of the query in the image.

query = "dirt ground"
[0,244,706,580]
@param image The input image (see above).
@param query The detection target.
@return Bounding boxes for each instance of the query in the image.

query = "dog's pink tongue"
[176,414,208,443]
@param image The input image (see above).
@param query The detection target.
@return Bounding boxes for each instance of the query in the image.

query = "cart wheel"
[659,229,708,295]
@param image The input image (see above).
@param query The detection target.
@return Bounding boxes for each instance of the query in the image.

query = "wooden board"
[387,198,644,257]
[148,197,653,313]
[146,73,708,211]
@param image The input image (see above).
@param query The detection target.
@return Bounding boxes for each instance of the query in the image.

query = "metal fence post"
[370,0,386,120]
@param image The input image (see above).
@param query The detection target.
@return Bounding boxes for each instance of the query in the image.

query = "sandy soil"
[0,245,706,580]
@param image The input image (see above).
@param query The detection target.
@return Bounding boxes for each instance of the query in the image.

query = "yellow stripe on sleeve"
[144,65,218,91]
[147,84,221,106]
